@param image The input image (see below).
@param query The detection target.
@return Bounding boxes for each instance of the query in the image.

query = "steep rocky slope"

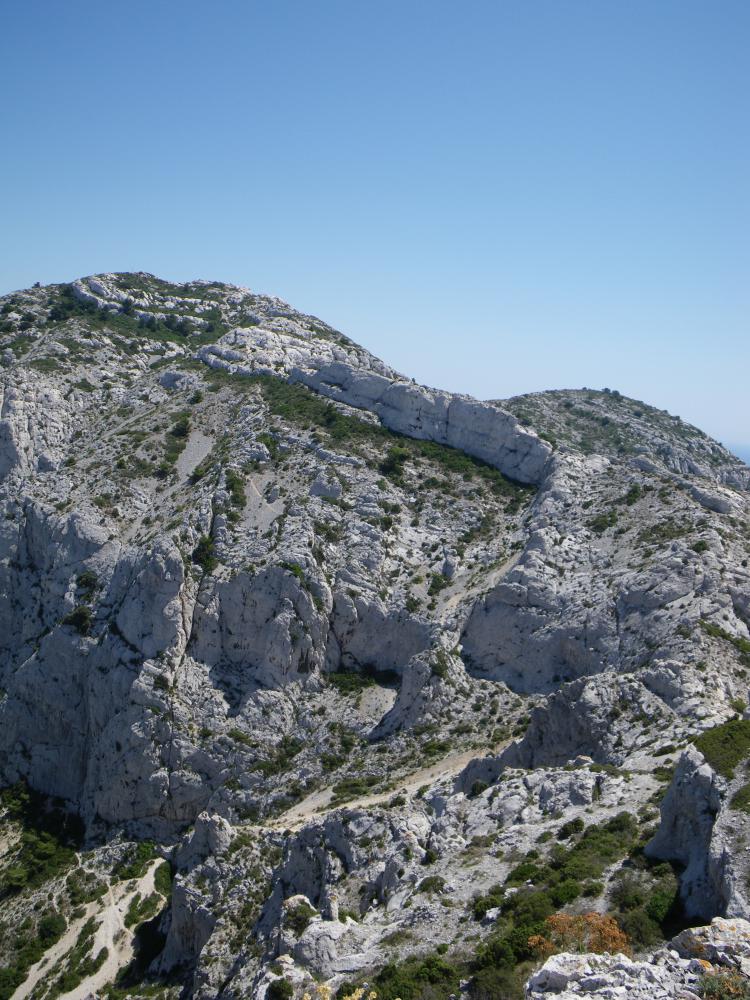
[0,273,749,1000]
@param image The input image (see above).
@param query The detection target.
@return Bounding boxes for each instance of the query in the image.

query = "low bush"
[557,817,584,840]
[473,883,505,920]
[430,649,450,679]
[0,784,82,898]
[224,468,246,507]
[694,719,750,778]
[700,970,750,999]
[332,775,378,801]
[113,841,157,881]
[700,621,750,667]
[327,671,374,695]
[124,891,161,929]
[588,510,617,533]
[469,780,489,799]
[610,861,681,945]
[731,783,750,813]
[285,901,317,935]
[418,876,446,894]
[369,952,461,1000]
[62,604,93,635]
[468,965,523,1000]
[192,535,217,572]
[153,861,173,898]
[267,981,293,1000]
[0,908,67,1000]
[255,736,304,777]
[529,912,630,958]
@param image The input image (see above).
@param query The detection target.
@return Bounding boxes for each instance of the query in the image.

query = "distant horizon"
[1,1,747,447]
[1,267,748,459]
[727,444,750,464]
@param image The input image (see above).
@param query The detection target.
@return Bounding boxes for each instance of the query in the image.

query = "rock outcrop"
[527,917,750,998]
[0,272,749,999]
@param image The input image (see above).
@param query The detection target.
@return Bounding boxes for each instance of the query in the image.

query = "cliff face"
[0,272,749,1000]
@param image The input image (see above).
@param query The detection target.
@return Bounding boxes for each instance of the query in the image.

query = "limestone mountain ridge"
[0,272,749,1000]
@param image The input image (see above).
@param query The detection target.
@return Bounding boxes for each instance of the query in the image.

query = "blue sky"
[1,1,748,452]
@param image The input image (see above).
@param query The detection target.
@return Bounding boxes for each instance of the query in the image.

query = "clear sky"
[1,1,748,452]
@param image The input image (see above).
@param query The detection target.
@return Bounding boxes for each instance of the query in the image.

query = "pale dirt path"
[441,550,522,615]
[175,429,214,481]
[10,907,87,1000]
[59,861,159,1000]
[12,861,159,1000]
[268,743,500,831]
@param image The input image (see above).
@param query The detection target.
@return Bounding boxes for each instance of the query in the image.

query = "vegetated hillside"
[0,273,749,1000]
[500,387,748,483]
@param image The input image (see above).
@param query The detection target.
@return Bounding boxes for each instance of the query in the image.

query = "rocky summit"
[0,273,749,1000]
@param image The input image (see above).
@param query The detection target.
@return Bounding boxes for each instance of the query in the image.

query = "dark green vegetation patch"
[693,719,750,779]
[0,783,83,898]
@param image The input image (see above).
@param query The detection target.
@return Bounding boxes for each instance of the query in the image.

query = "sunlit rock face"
[0,273,748,998]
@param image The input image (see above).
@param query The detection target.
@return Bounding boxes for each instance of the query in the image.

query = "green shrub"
[380,445,411,481]
[469,965,523,1000]
[621,484,642,506]
[473,883,504,920]
[280,560,305,581]
[332,775,378,801]
[228,727,256,747]
[430,649,450,679]
[694,719,750,778]
[192,535,217,572]
[38,911,67,944]
[154,861,173,897]
[369,952,461,1000]
[285,901,317,935]
[588,510,617,533]
[224,468,246,507]
[731,783,750,813]
[255,736,304,777]
[267,981,293,1000]
[428,572,449,596]
[610,872,646,911]
[76,570,99,594]
[170,414,190,438]
[549,878,581,906]
[0,784,82,898]
[257,431,280,460]
[700,970,750,999]
[124,891,161,929]
[616,907,661,947]
[557,817,584,839]
[327,671,374,695]
[418,876,446,894]
[113,841,157,881]
[62,605,92,635]
[700,620,750,667]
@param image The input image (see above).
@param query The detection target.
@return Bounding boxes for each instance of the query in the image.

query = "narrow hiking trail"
[11,861,160,1000]
[267,743,502,831]
[11,745,501,998]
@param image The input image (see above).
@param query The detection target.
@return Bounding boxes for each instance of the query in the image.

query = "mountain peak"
[1,273,750,1000]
